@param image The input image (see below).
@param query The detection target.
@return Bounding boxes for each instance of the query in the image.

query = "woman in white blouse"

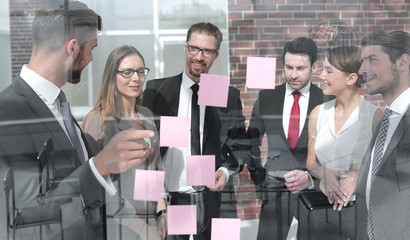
[307,46,383,211]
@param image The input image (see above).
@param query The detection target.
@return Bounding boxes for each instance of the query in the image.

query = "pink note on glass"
[246,56,276,89]
[211,218,241,240]
[198,74,230,108]
[159,116,190,147]
[133,169,165,201]
[168,205,197,235]
[186,155,215,186]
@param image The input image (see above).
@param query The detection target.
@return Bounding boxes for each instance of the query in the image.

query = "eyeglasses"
[186,44,217,58]
[116,67,150,78]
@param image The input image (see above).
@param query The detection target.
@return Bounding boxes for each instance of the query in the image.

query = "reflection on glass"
[159,0,227,29]
[89,0,154,30]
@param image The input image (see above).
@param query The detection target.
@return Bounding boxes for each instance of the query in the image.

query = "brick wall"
[228,0,410,219]
[9,0,39,77]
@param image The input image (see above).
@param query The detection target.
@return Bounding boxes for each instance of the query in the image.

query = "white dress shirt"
[366,87,410,208]
[20,65,116,196]
[163,72,229,192]
[283,82,311,138]
[283,82,314,188]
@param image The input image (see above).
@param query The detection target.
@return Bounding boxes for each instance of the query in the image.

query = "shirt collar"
[20,65,61,104]
[285,81,311,97]
[182,71,199,90]
[388,87,410,115]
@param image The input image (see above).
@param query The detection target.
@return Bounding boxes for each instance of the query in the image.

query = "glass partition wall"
[3,0,409,239]
[64,0,229,120]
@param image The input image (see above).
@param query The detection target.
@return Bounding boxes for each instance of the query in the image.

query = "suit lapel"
[74,119,93,159]
[358,108,410,189]
[294,84,323,149]
[272,84,287,143]
[203,106,219,147]
[156,74,182,117]
[150,74,182,157]
[377,108,410,172]
[12,76,82,166]
[13,76,55,120]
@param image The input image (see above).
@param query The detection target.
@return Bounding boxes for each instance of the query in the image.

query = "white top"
[315,98,377,196]
[20,65,116,196]
[366,87,410,208]
[283,82,311,138]
[163,72,229,192]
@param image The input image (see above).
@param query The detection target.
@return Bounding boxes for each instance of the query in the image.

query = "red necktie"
[288,91,301,150]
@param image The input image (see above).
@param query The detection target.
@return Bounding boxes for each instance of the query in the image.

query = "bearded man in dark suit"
[356,30,410,240]
[0,1,154,239]
[248,37,329,240]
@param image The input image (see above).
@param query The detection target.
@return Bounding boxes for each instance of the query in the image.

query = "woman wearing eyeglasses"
[82,45,166,239]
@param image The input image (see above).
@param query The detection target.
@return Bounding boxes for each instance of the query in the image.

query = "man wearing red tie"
[248,37,332,239]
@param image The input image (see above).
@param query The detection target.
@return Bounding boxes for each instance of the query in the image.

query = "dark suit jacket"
[143,73,240,222]
[142,73,222,169]
[217,86,248,173]
[0,76,105,239]
[248,83,327,199]
[356,107,410,240]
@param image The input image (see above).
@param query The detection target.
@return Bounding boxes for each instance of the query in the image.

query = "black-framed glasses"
[186,44,217,58]
[116,67,150,78]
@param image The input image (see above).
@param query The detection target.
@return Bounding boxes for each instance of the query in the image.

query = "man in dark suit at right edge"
[247,37,329,239]
[355,31,410,239]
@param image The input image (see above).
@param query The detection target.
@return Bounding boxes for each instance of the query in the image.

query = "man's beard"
[189,68,201,79]
[67,69,81,84]
[68,48,85,84]
[368,64,399,96]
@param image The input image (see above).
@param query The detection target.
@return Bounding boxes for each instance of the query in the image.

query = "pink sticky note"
[133,169,165,201]
[198,74,230,107]
[168,205,197,235]
[246,56,276,89]
[186,155,215,186]
[159,116,190,147]
[211,218,241,240]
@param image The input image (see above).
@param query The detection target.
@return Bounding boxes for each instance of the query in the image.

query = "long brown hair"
[90,45,145,119]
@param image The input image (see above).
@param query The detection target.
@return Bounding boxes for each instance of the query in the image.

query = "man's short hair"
[32,0,102,53]
[186,22,223,50]
[360,31,410,64]
[282,37,318,67]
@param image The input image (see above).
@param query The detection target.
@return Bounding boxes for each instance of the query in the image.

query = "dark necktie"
[190,84,201,155]
[367,108,392,239]
[190,84,204,191]
[58,91,86,163]
[288,91,301,150]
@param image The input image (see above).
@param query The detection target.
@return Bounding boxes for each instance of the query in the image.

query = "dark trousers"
[257,191,297,240]
[167,191,212,240]
[219,177,238,218]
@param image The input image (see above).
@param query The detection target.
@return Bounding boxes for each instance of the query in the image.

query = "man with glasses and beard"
[143,22,246,240]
